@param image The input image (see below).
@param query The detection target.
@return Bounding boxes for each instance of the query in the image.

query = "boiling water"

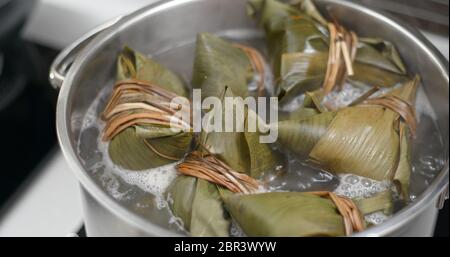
[77,32,446,235]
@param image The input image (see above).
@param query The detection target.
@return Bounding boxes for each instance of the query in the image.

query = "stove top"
[0,42,58,215]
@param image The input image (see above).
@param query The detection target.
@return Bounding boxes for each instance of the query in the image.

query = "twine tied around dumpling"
[322,22,359,95]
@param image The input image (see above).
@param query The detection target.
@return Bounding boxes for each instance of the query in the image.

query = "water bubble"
[341,184,351,191]
[361,179,372,187]
[420,156,440,172]
[345,175,360,185]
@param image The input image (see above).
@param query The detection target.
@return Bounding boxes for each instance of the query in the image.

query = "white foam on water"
[164,193,189,233]
[115,164,178,209]
[77,86,179,210]
[334,174,391,199]
[280,94,305,112]
[323,82,439,122]
[95,130,179,209]
[100,170,131,201]
[323,83,368,110]
[415,87,438,122]
[334,174,393,225]
[80,87,109,132]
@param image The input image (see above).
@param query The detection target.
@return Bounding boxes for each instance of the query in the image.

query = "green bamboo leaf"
[109,127,192,170]
[279,107,319,121]
[199,87,252,173]
[303,89,326,112]
[359,38,407,74]
[273,17,329,79]
[200,130,250,174]
[354,190,393,216]
[118,46,188,97]
[393,121,413,200]
[349,62,408,89]
[384,75,420,101]
[223,192,345,237]
[193,46,280,178]
[248,0,304,30]
[192,33,254,100]
[277,111,336,157]
[278,52,328,102]
[109,127,158,171]
[190,179,231,236]
[168,176,230,237]
[244,108,279,178]
[309,107,400,181]
[135,125,183,139]
[381,77,418,196]
[289,0,328,26]
[198,76,277,177]
[167,175,197,231]
[388,76,420,198]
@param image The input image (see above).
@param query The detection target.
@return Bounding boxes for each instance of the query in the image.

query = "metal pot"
[50,0,449,237]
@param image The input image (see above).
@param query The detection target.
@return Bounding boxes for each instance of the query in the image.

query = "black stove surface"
[435,201,449,237]
[0,40,58,212]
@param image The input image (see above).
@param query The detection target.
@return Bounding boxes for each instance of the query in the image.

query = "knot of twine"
[309,191,365,236]
[322,22,359,95]
[102,79,192,160]
[177,151,261,194]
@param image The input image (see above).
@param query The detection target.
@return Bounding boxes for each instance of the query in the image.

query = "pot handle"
[49,16,123,89]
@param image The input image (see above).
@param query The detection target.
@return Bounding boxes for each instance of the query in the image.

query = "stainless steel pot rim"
[56,0,449,237]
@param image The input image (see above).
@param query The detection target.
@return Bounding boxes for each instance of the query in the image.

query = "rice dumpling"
[192,37,279,176]
[168,36,280,236]
[223,191,365,237]
[248,0,409,105]
[198,86,280,176]
[276,76,420,199]
[192,33,268,99]
[167,175,231,236]
[101,47,193,170]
